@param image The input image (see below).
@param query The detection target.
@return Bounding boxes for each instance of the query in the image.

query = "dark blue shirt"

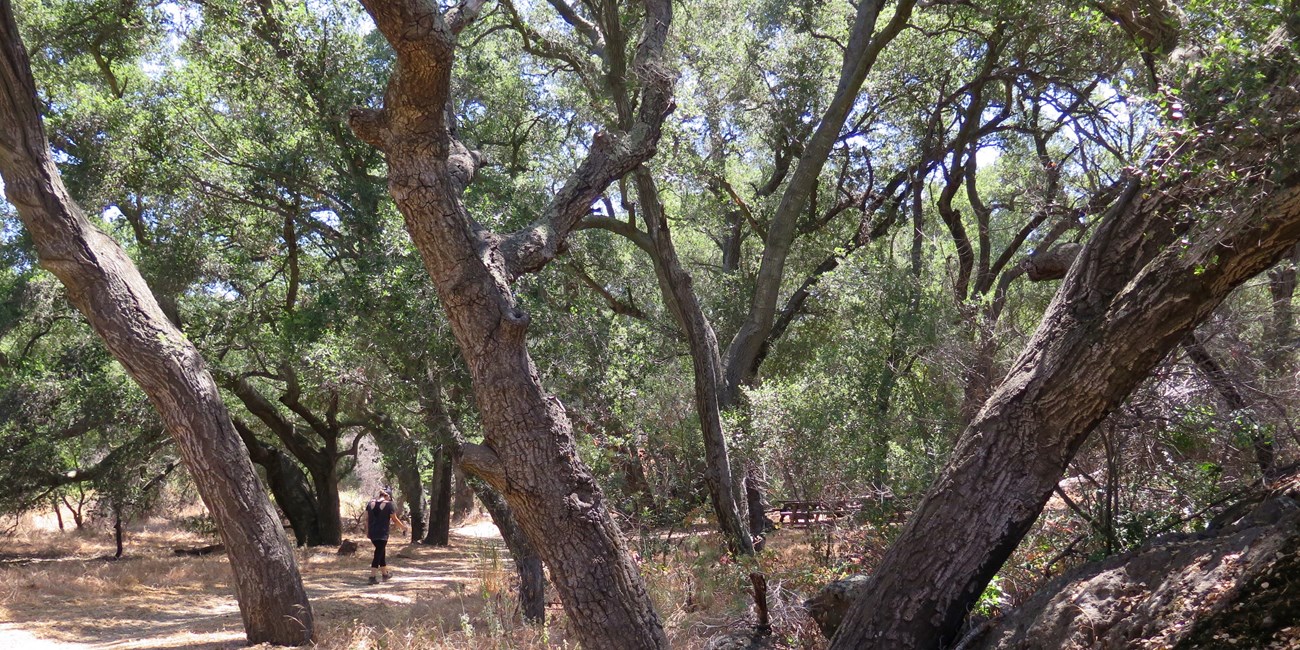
[366,499,394,541]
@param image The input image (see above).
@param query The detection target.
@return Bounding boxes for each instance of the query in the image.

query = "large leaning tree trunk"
[346,0,673,646]
[0,1,313,644]
[830,25,1300,649]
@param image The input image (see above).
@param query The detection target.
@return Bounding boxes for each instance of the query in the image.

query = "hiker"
[365,486,407,584]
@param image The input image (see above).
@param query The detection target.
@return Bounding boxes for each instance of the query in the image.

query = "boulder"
[967,481,1300,650]
[804,574,871,638]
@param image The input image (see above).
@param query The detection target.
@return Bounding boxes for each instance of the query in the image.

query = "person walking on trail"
[366,486,407,584]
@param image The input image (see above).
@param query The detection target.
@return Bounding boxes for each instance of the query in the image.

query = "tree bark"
[0,2,313,643]
[419,367,546,621]
[348,0,673,645]
[424,445,453,545]
[234,418,324,546]
[307,464,343,545]
[830,32,1300,646]
[396,459,425,543]
[634,168,753,555]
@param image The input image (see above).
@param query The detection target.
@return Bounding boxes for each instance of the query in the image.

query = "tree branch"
[499,0,674,278]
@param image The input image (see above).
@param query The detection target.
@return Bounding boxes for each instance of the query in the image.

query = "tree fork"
[350,0,674,643]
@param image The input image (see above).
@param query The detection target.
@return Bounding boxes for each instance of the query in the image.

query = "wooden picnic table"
[770,498,871,527]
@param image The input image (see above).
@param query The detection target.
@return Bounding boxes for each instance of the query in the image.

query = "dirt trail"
[0,522,509,649]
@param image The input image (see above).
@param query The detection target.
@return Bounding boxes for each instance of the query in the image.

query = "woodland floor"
[0,520,521,650]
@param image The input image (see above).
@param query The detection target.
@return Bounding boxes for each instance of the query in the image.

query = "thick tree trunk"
[830,38,1300,644]
[308,465,343,545]
[424,446,453,545]
[348,0,673,644]
[396,460,425,543]
[0,4,313,643]
[269,456,324,546]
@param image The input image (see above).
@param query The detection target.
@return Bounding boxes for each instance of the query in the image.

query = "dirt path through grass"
[0,521,511,649]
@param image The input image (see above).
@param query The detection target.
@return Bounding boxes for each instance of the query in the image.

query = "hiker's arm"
[391,512,407,530]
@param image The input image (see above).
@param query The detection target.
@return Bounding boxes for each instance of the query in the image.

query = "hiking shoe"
[368,575,378,585]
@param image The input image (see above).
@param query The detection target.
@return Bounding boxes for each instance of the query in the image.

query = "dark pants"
[370,539,387,568]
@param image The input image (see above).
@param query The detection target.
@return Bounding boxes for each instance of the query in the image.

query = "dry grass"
[1,514,850,650]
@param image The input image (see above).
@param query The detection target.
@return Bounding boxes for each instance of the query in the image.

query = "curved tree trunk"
[308,465,343,545]
[634,168,753,555]
[0,4,313,643]
[830,35,1300,646]
[348,0,674,645]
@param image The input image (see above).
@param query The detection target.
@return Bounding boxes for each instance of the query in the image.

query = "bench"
[771,498,870,528]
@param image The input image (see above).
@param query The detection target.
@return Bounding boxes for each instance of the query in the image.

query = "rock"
[804,574,870,638]
[337,540,358,555]
[967,491,1300,650]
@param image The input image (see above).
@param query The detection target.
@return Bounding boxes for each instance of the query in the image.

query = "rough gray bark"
[347,0,673,645]
[830,29,1300,648]
[970,481,1300,650]
[0,1,313,643]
